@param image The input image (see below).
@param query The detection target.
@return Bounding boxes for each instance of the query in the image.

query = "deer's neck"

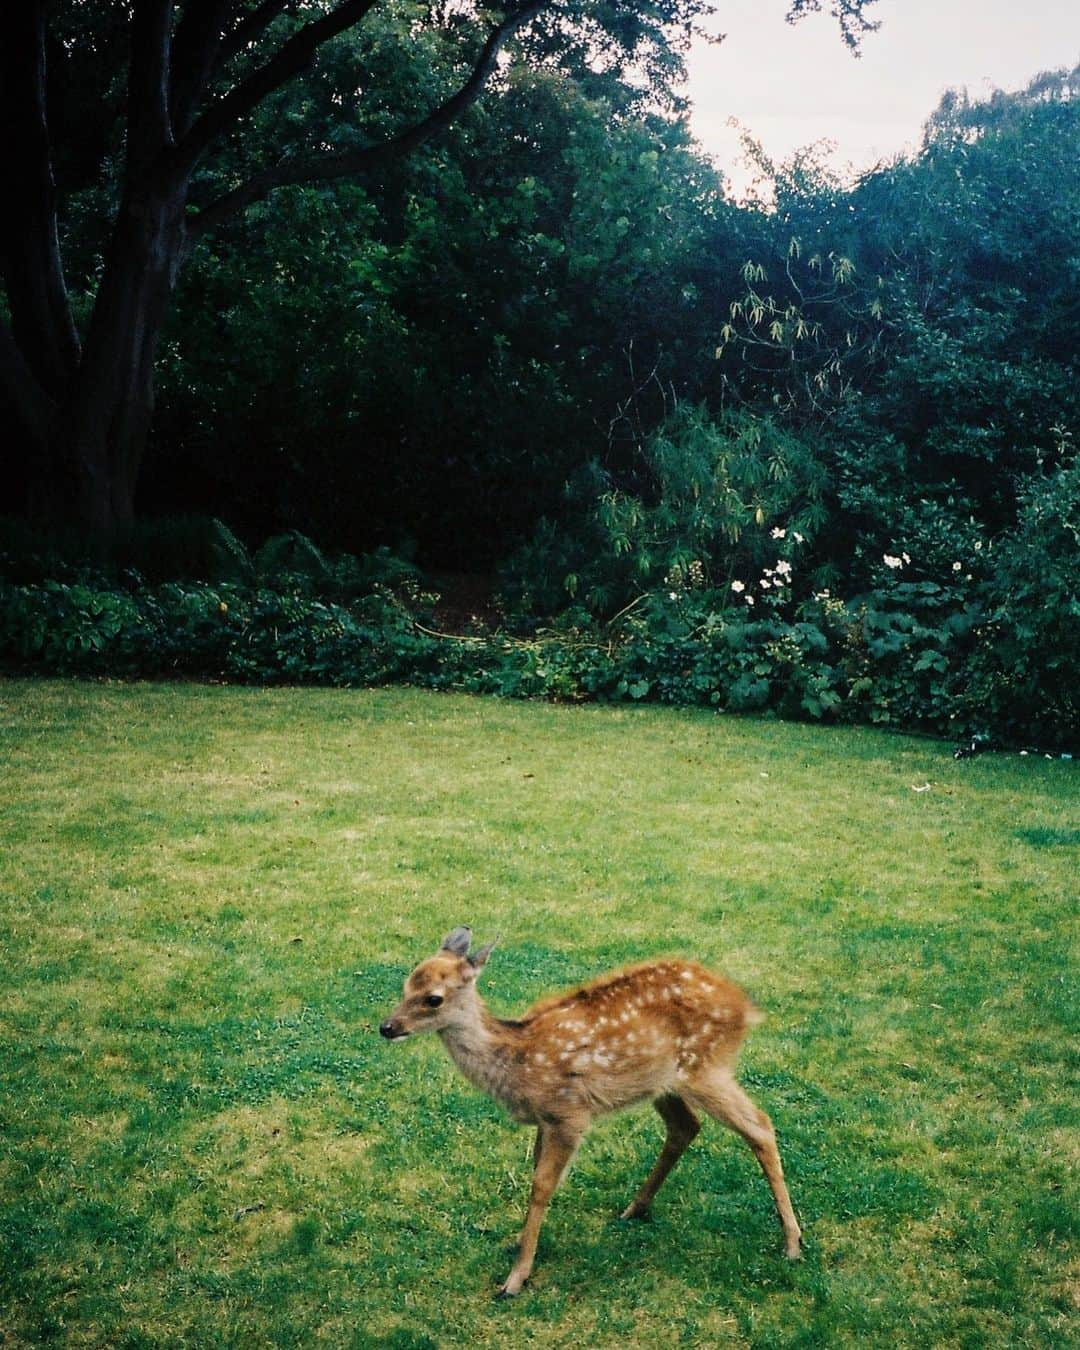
[438,996,523,1112]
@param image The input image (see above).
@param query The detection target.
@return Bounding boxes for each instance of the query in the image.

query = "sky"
[686,0,1080,194]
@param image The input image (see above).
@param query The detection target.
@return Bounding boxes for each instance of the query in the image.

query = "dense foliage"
[149,68,725,555]
[11,0,771,534]
[135,66,1080,578]
[3,37,1078,748]
[2,473,1076,748]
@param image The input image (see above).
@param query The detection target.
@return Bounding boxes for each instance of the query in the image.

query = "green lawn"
[0,680,1077,1348]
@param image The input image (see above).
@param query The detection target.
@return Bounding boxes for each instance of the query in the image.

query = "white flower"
[669,591,679,601]
[774,559,792,577]
[883,554,904,569]
[902,552,911,564]
[974,541,983,552]
[793,532,805,544]
[730,580,745,593]
[771,527,786,539]
[952,561,962,571]
[761,578,772,589]
[745,594,755,605]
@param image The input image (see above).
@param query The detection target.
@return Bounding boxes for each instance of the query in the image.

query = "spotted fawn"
[380,926,802,1297]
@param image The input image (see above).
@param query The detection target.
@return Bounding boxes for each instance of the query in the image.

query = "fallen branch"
[412,620,488,644]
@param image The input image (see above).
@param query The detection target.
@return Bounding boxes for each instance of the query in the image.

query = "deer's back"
[508,960,760,1119]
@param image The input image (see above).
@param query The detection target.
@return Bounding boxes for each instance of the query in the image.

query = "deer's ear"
[467,936,498,972]
[441,926,472,957]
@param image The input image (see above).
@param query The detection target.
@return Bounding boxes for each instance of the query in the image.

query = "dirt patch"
[426,572,500,632]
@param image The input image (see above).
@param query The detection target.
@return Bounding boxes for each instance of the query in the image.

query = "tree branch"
[169,0,234,136]
[174,0,380,174]
[786,0,881,50]
[217,0,293,68]
[128,0,177,163]
[188,0,548,238]
[0,1,81,396]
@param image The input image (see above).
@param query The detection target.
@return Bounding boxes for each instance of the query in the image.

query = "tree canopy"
[2,0,882,537]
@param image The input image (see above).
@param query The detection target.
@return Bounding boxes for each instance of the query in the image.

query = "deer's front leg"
[497,1123,581,1298]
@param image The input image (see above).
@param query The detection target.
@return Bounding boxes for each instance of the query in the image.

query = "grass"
[0,679,1077,1348]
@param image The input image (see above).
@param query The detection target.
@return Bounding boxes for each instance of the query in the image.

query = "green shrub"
[0,538,1074,750]
[839,578,982,734]
[962,449,1080,745]
[500,406,828,620]
[253,532,332,590]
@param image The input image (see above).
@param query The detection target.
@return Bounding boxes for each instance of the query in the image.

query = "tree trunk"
[60,180,189,533]
[3,2,189,537]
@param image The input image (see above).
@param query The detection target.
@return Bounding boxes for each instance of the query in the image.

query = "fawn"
[380,927,802,1296]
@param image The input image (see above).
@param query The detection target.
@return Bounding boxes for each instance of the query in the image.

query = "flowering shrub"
[1,512,1075,751]
[499,405,829,620]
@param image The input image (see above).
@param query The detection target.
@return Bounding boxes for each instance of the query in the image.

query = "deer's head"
[379,926,496,1039]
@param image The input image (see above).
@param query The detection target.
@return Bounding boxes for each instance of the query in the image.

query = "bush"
[0,567,438,687]
[499,406,828,621]
[962,451,1080,746]
[1,533,1075,752]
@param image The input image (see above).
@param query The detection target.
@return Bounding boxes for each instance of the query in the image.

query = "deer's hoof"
[619,1204,652,1222]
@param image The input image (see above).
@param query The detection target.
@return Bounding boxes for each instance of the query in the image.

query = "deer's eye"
[425,993,444,1008]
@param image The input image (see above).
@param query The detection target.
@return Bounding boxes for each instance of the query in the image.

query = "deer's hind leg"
[621,1093,701,1220]
[513,1127,545,1248]
[684,1070,802,1259]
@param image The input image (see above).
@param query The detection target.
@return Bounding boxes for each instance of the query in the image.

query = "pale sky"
[686,0,1080,194]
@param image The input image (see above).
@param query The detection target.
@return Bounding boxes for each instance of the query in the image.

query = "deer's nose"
[379,1019,401,1039]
